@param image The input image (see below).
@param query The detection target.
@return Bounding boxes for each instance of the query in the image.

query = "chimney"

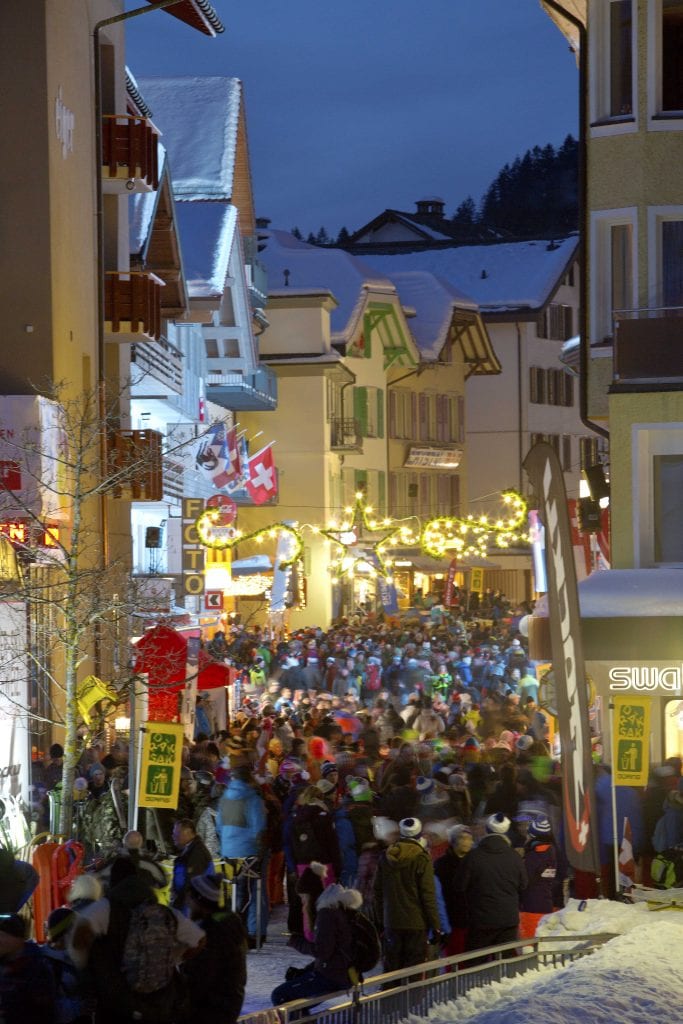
[415,196,445,218]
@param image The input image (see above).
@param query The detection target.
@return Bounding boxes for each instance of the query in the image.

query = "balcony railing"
[108,429,163,501]
[131,337,184,397]
[104,272,164,343]
[330,417,363,451]
[102,114,159,192]
[243,235,268,309]
[613,306,683,384]
[205,365,278,411]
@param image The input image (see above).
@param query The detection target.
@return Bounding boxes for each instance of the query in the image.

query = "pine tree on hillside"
[291,226,303,239]
[336,226,351,245]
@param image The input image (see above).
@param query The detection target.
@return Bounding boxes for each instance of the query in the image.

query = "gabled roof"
[137,76,242,202]
[260,230,401,342]
[349,209,455,244]
[174,203,239,299]
[129,146,188,315]
[381,270,500,376]
[146,0,225,37]
[365,237,579,315]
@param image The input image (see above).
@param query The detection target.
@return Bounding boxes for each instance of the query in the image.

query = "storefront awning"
[577,568,683,618]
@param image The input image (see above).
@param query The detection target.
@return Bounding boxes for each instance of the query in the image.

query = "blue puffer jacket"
[217,776,267,859]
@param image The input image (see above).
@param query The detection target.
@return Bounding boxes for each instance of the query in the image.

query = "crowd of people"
[2,605,683,1023]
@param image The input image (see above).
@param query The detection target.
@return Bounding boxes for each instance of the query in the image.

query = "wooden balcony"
[104,272,164,343]
[108,429,163,501]
[613,307,683,386]
[102,115,159,193]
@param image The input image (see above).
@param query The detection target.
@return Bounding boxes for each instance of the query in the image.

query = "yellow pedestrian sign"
[138,722,184,809]
[612,696,651,787]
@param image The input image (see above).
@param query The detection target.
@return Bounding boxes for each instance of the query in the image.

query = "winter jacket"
[595,773,646,857]
[463,834,528,929]
[653,790,683,852]
[217,777,267,859]
[434,847,470,930]
[313,885,362,986]
[289,800,342,878]
[180,909,248,1022]
[171,835,213,911]
[373,837,440,933]
[335,804,360,885]
[520,841,557,914]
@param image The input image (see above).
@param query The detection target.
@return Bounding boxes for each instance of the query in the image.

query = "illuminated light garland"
[195,507,303,569]
[317,493,404,579]
[420,490,529,560]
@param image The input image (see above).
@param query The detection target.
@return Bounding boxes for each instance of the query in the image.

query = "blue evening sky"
[125,1,577,237]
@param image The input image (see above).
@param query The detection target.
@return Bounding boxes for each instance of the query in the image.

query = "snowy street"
[241,897,683,1024]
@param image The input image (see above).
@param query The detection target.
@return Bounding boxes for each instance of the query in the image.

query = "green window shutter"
[354,386,368,436]
[378,471,386,515]
[377,389,384,438]
[354,469,368,498]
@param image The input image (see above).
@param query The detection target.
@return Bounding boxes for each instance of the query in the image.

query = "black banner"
[524,443,600,874]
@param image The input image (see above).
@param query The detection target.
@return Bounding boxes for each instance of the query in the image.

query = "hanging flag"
[618,816,635,892]
[76,675,119,726]
[195,422,234,489]
[246,444,277,505]
[226,434,250,494]
[225,427,241,483]
[524,442,600,875]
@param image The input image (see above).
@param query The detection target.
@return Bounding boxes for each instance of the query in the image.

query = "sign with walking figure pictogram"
[612,696,651,786]
[139,722,184,809]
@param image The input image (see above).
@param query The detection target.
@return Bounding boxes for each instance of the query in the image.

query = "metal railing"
[238,933,617,1024]
[330,417,363,451]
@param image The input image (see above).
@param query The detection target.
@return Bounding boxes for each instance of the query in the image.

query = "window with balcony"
[662,220,683,305]
[662,0,683,113]
[654,454,683,561]
[592,0,635,128]
[591,209,637,342]
[610,0,634,116]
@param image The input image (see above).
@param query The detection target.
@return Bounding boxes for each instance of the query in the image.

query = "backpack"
[650,846,683,889]
[121,902,178,994]
[345,907,381,974]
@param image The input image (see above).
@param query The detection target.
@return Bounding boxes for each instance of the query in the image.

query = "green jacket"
[373,837,440,933]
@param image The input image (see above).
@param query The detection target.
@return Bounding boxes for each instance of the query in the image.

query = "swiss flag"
[246,444,277,505]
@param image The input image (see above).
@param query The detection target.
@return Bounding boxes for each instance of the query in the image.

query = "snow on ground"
[243,899,683,1022]
[406,900,683,1024]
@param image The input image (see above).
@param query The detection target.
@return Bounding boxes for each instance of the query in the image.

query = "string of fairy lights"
[195,490,529,583]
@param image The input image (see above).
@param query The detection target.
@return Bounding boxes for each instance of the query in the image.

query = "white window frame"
[633,423,683,566]
[647,0,683,130]
[590,207,639,343]
[647,205,683,307]
[589,0,638,137]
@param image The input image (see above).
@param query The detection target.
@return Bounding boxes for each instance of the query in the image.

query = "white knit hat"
[399,816,422,838]
[486,812,511,835]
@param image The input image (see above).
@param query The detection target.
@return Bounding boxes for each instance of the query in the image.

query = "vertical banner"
[524,442,600,874]
[443,558,458,607]
[612,696,651,787]
[138,721,185,810]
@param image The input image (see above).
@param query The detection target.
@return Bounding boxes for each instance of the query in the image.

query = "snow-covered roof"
[391,213,453,242]
[136,76,241,201]
[365,237,578,313]
[175,203,238,298]
[378,270,479,360]
[577,567,683,618]
[261,230,398,339]
[129,144,167,257]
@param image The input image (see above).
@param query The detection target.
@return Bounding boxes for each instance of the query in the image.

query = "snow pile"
[536,896,683,948]
[410,917,683,1024]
